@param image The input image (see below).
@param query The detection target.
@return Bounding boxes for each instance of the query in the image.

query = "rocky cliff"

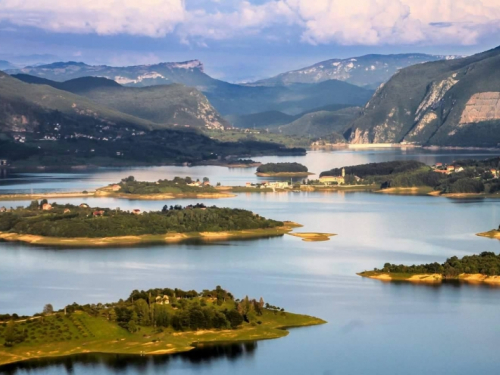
[345,46,500,147]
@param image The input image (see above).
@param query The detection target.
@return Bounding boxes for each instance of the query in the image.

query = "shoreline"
[358,271,500,284]
[0,190,236,201]
[0,222,302,247]
[255,172,314,177]
[0,312,326,367]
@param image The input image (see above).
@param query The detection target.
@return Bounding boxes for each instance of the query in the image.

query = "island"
[256,162,313,177]
[477,226,500,240]
[0,201,300,247]
[0,286,326,367]
[316,158,500,197]
[0,176,236,201]
[358,251,500,284]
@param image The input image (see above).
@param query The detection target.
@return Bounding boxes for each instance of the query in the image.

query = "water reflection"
[0,342,257,375]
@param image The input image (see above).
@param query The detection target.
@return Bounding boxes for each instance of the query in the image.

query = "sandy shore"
[0,222,301,247]
[358,272,500,284]
[287,232,336,242]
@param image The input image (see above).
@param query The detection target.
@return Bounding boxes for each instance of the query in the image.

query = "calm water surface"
[1,149,500,375]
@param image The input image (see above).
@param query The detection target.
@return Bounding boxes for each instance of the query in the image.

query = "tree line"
[374,251,500,278]
[257,162,308,173]
[0,202,283,238]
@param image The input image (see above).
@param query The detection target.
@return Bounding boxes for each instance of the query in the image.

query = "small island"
[477,226,500,240]
[0,201,300,247]
[0,286,326,367]
[256,162,313,177]
[358,251,500,284]
[0,176,235,201]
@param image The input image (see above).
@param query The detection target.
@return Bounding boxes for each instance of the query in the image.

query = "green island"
[256,162,313,177]
[358,251,500,284]
[0,201,299,247]
[0,286,325,367]
[317,158,500,197]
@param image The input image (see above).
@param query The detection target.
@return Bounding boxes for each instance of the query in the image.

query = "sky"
[0,0,499,82]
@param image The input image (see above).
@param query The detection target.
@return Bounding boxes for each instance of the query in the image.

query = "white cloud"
[282,0,500,45]
[0,0,498,46]
[0,0,186,37]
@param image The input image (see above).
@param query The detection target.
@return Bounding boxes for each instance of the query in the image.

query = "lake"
[1,148,500,375]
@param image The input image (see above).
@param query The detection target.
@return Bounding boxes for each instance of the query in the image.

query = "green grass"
[0,309,325,366]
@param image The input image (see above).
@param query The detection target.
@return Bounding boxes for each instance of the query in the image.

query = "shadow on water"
[0,342,258,374]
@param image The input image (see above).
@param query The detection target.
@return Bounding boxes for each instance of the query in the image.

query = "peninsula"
[358,251,500,284]
[317,158,500,197]
[0,286,326,367]
[256,162,313,177]
[0,201,299,247]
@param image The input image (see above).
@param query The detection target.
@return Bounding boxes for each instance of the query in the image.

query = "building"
[0,159,8,168]
[447,165,455,172]
[155,295,170,305]
[93,210,105,217]
[132,209,142,215]
[490,169,499,178]
[319,168,346,185]
[42,203,53,211]
[455,166,464,173]
[435,162,443,168]
[110,184,121,191]
[79,203,89,208]
[63,208,71,214]
[0,207,6,213]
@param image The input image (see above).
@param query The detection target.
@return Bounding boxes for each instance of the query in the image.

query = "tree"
[225,310,243,329]
[43,304,54,315]
[3,321,15,347]
[203,177,209,183]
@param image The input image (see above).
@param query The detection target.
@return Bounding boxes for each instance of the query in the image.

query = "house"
[132,209,142,215]
[435,162,443,168]
[319,168,346,185]
[63,208,71,214]
[42,203,53,211]
[110,184,121,191]
[93,210,105,217]
[187,182,201,187]
[79,203,89,208]
[455,166,465,173]
[447,165,455,172]
[0,207,6,213]
[490,169,499,178]
[155,295,170,305]
[245,182,252,188]
[203,181,211,186]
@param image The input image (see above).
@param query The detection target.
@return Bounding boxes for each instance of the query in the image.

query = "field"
[0,308,325,366]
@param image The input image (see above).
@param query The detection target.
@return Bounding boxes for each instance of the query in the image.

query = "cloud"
[0,0,186,37]
[0,0,498,46]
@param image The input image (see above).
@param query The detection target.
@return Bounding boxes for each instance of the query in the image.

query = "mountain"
[251,54,461,89]
[13,75,228,130]
[0,73,305,166]
[7,61,373,116]
[0,60,16,71]
[226,104,355,130]
[346,46,500,147]
[7,60,209,87]
[275,107,362,138]
[0,71,154,135]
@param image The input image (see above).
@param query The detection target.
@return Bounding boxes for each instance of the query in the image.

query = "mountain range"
[7,61,373,117]
[250,54,461,89]
[346,46,500,147]
[12,74,227,130]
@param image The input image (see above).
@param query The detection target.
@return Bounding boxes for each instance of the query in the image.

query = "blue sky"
[1,0,499,82]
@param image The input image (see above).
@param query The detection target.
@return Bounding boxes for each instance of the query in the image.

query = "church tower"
[342,168,345,177]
